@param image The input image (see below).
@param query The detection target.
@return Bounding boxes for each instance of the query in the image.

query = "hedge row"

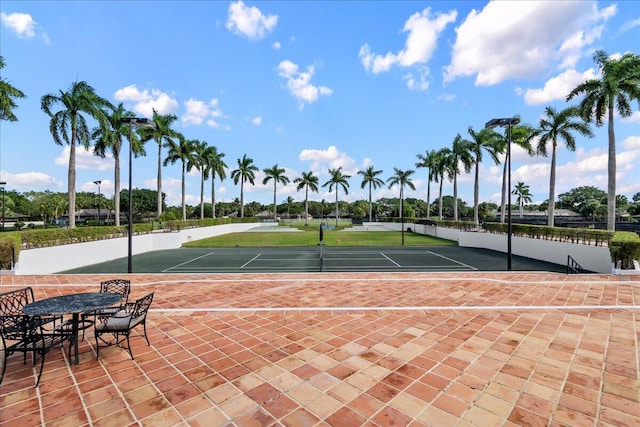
[481,222,613,247]
[0,232,21,269]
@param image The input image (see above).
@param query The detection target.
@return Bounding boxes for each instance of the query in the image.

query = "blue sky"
[1,1,639,208]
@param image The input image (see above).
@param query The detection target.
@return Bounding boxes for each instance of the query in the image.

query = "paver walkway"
[1,272,639,426]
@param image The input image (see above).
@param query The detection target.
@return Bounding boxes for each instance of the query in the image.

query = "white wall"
[363,221,611,273]
[18,222,270,274]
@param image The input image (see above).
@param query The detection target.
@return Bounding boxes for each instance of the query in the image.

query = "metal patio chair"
[0,313,69,387]
[94,292,154,360]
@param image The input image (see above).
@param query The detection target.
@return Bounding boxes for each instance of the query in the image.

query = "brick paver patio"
[1,272,639,426]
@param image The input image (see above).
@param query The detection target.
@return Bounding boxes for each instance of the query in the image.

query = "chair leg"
[142,321,150,346]
[125,333,134,360]
[34,349,46,388]
[0,354,8,386]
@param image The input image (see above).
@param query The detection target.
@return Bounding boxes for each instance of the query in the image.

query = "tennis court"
[62,245,568,274]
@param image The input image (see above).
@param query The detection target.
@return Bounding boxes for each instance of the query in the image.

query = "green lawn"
[183,225,455,247]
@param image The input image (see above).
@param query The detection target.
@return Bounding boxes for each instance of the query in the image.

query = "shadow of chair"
[94,292,154,360]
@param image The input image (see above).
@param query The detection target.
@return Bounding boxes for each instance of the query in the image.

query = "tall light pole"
[485,117,520,271]
[120,117,155,273]
[93,180,102,226]
[0,181,5,232]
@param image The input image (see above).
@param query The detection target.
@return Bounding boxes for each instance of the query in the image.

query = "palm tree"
[512,181,533,218]
[433,148,453,219]
[294,171,319,226]
[322,167,351,227]
[92,103,146,227]
[189,140,208,219]
[41,81,112,228]
[203,145,227,218]
[496,124,533,223]
[286,196,294,219]
[357,165,384,222]
[387,168,416,245]
[567,50,640,231]
[467,127,502,225]
[231,154,258,217]
[163,134,193,221]
[262,164,290,221]
[0,56,26,122]
[529,106,593,226]
[415,150,438,220]
[449,134,474,221]
[139,109,179,220]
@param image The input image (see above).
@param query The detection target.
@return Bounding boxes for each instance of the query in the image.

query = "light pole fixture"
[120,117,155,273]
[0,181,5,232]
[485,117,520,271]
[93,180,102,226]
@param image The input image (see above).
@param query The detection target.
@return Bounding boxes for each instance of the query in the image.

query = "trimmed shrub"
[0,232,21,269]
[610,231,640,269]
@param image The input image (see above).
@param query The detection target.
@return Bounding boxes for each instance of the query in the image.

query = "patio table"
[23,292,121,364]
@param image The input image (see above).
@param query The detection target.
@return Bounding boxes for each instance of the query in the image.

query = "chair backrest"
[100,279,131,305]
[132,292,154,320]
[0,287,34,316]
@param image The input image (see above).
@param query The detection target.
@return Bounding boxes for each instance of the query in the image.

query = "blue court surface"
[61,245,569,274]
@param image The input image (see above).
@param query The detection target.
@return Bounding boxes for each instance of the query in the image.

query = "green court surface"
[61,246,569,274]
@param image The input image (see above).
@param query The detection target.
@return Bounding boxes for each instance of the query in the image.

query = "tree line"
[1,50,639,230]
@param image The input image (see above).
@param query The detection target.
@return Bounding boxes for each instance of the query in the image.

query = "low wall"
[18,222,270,274]
[363,222,611,273]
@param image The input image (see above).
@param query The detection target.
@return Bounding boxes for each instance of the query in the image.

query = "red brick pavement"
[0,272,638,426]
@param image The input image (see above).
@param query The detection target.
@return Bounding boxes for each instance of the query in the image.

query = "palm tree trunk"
[335,191,339,227]
[473,161,479,225]
[200,171,204,220]
[368,184,373,222]
[453,175,458,221]
[607,103,616,231]
[426,170,431,220]
[68,131,77,229]
[438,178,443,219]
[273,183,277,221]
[240,182,244,217]
[211,176,216,219]
[181,164,186,221]
[304,187,309,226]
[548,144,557,227]
[157,142,162,220]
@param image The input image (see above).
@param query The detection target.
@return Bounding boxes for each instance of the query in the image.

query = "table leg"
[72,313,80,364]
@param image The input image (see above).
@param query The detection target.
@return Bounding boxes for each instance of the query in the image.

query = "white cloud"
[299,146,358,176]
[54,146,112,170]
[359,8,456,79]
[277,60,332,108]
[226,1,278,40]
[437,93,456,102]
[251,116,262,126]
[1,12,36,37]
[182,98,225,128]
[622,135,640,150]
[80,179,113,196]
[620,18,640,33]
[0,170,61,189]
[621,111,640,124]
[272,41,281,50]
[113,85,179,117]
[403,67,431,92]
[522,67,597,105]
[445,1,616,86]
[1,11,50,44]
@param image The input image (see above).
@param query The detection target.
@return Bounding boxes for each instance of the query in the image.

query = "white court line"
[162,251,216,272]
[240,253,262,269]
[152,304,640,313]
[427,250,477,271]
[379,253,401,267]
